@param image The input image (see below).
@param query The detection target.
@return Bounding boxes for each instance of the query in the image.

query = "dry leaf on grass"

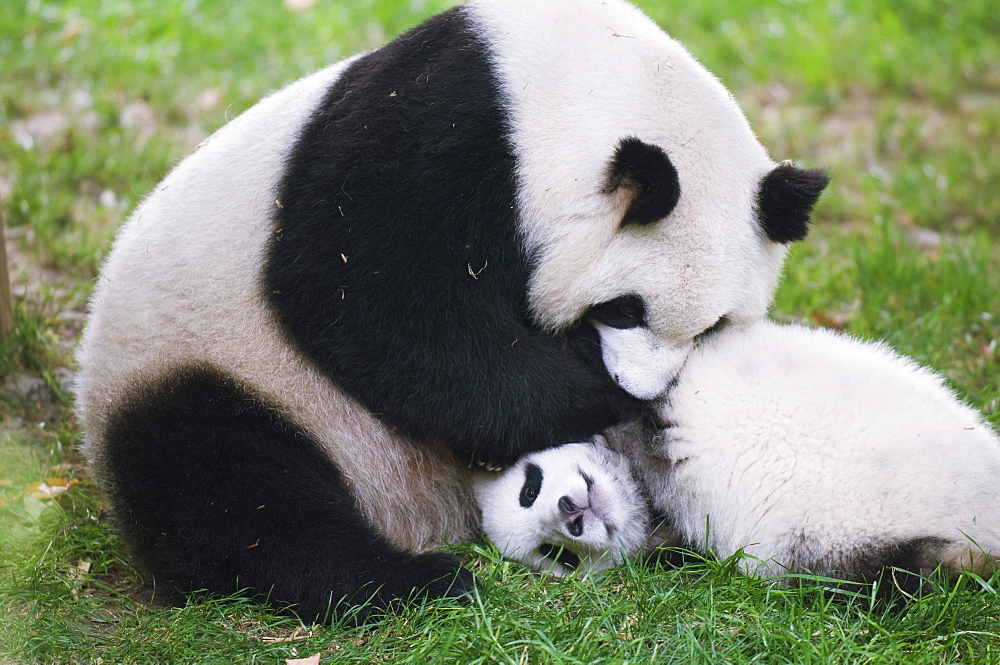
[70,560,92,598]
[285,654,320,665]
[262,626,313,644]
[27,478,78,500]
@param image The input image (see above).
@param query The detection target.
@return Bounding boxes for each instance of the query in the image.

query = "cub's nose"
[558,496,585,537]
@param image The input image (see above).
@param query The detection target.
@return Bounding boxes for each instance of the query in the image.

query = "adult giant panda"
[75,0,827,620]
[477,321,1000,592]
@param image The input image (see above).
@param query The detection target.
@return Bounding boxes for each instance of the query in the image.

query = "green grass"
[2,0,999,663]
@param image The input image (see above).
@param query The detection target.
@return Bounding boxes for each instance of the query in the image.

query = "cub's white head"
[474,441,648,576]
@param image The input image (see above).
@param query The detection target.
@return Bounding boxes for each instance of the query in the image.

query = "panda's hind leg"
[97,364,473,623]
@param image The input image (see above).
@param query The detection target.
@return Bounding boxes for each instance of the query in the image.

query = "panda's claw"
[461,448,508,472]
[474,457,506,473]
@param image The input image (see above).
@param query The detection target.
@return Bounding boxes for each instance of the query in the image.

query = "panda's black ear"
[756,162,830,244]
[604,137,681,227]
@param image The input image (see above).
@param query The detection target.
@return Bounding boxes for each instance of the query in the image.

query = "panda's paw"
[406,551,477,601]
[474,457,506,473]
[461,449,508,473]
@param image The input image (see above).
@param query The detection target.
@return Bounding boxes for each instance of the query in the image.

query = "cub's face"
[474,442,648,575]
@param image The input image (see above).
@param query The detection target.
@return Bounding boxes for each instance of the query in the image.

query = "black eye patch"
[539,543,581,570]
[605,136,681,227]
[756,162,830,244]
[587,295,645,329]
[519,463,543,508]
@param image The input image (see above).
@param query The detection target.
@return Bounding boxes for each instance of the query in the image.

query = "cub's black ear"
[756,161,830,243]
[605,136,681,227]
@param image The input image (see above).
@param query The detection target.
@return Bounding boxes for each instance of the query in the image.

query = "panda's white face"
[474,442,648,576]
[469,0,827,398]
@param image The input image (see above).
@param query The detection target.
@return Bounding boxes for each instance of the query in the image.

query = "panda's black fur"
[268,10,635,461]
[102,364,470,620]
[77,0,827,621]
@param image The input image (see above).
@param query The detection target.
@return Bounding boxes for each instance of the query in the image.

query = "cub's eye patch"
[539,543,581,569]
[520,463,543,508]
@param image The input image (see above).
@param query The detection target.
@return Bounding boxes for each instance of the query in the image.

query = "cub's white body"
[483,321,1000,583]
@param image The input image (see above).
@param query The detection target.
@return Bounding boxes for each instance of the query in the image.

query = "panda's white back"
[77,57,343,398]
[76,62,342,420]
[652,320,1000,577]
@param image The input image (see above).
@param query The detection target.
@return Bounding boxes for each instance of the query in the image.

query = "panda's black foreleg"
[99,364,473,623]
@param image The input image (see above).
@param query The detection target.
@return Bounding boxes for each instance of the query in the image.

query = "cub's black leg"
[100,365,473,622]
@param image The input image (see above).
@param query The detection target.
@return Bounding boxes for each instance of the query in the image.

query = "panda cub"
[474,442,649,576]
[477,320,1000,588]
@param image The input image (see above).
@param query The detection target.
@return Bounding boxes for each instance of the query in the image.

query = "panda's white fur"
[474,442,648,576]
[76,56,473,555]
[75,0,826,620]
[637,319,1000,582]
[474,0,791,397]
[482,321,1000,585]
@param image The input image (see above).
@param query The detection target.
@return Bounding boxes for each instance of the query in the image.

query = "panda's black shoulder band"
[265,6,638,466]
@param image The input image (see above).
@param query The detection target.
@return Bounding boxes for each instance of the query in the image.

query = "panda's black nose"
[559,496,585,536]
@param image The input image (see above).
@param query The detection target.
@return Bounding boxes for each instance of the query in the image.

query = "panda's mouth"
[539,543,581,570]
[693,314,731,346]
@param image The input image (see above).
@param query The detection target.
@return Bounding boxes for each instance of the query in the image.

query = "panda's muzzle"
[558,495,586,537]
[585,297,731,400]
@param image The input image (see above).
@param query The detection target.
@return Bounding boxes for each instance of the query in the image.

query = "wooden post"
[0,208,12,344]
